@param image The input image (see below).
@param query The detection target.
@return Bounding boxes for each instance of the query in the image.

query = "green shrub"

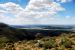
[68,48,74,50]
[54,47,59,50]
[61,37,73,48]
[63,41,72,48]
[0,43,6,48]
[0,37,9,43]
[39,38,56,49]
[0,37,10,48]
[43,47,47,50]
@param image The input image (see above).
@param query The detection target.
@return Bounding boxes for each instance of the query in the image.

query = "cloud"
[25,0,65,11]
[0,2,25,25]
[56,0,72,3]
[0,2,24,15]
[17,0,65,24]
[0,0,73,25]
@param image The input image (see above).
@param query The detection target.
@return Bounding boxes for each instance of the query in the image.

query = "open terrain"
[0,23,75,50]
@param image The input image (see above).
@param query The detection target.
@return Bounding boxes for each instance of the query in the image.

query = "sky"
[0,0,75,25]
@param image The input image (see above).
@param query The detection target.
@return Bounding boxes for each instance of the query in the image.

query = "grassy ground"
[0,33,75,50]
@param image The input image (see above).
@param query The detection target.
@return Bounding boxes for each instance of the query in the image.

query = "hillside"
[0,23,75,50]
[0,23,28,42]
[0,23,74,41]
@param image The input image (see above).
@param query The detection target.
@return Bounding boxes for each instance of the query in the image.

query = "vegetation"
[0,33,75,50]
[0,23,75,50]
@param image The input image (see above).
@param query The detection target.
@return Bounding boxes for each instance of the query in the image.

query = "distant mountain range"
[11,25,75,30]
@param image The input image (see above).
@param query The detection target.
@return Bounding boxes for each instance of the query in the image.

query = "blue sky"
[0,0,29,7]
[61,1,75,17]
[0,0,75,25]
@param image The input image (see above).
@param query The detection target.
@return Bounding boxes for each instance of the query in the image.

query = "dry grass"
[0,33,75,50]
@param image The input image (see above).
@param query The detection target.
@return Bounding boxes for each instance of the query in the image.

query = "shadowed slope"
[0,23,27,42]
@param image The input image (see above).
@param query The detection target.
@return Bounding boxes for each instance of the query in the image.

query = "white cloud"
[16,0,65,25]
[0,2,25,25]
[56,0,72,3]
[25,0,65,11]
[0,10,7,14]
[0,2,24,15]
[0,0,74,25]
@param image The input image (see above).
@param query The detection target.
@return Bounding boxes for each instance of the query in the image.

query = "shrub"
[0,37,10,48]
[39,38,56,49]
[67,48,74,50]
[43,47,47,50]
[61,37,73,48]
[0,43,6,48]
[35,33,44,39]
[63,41,72,48]
[54,47,59,50]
